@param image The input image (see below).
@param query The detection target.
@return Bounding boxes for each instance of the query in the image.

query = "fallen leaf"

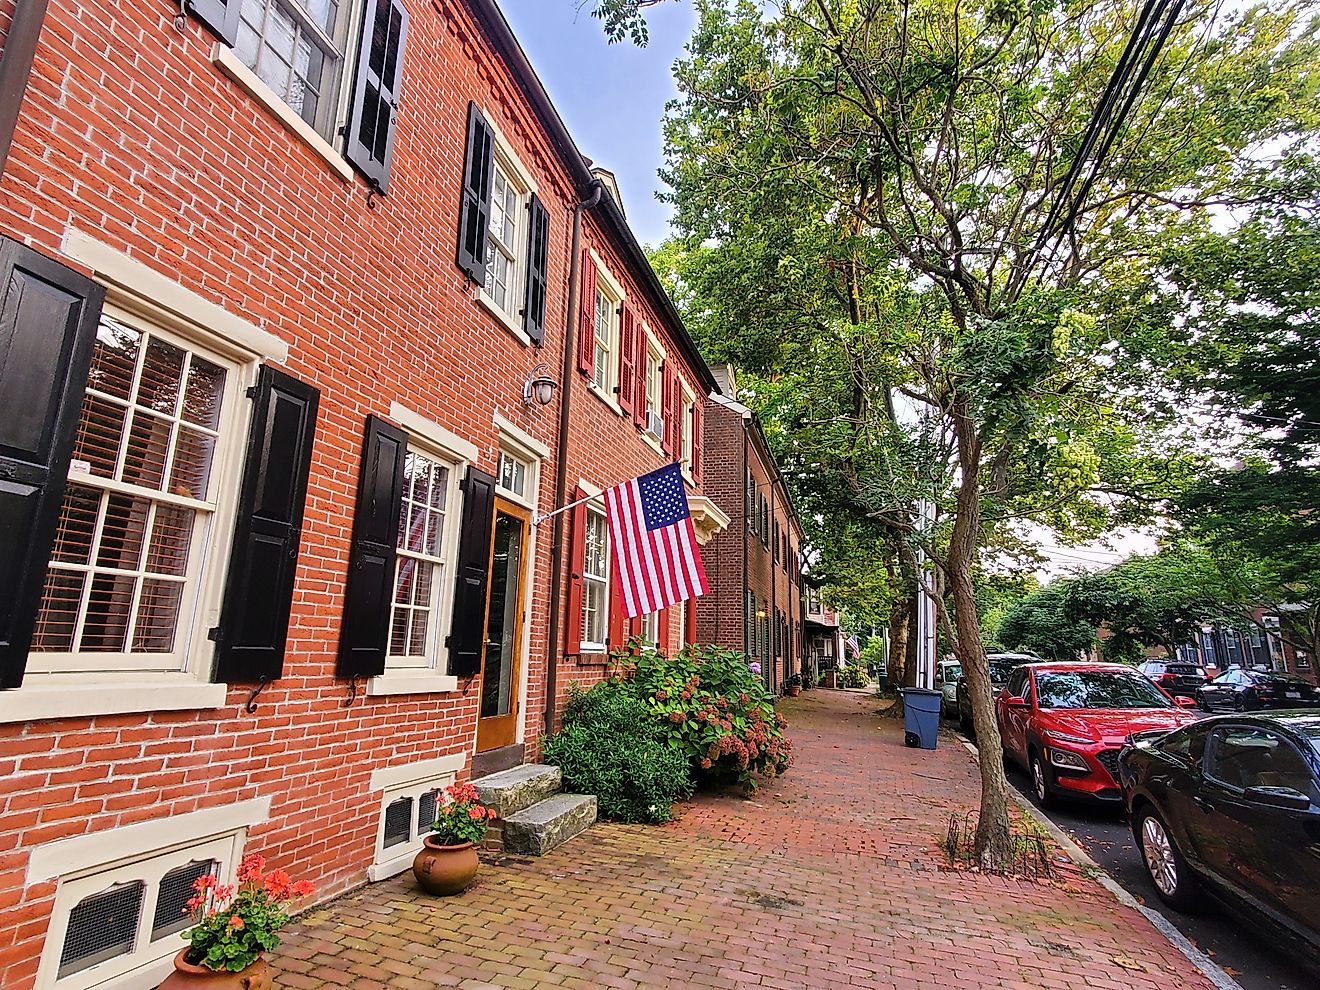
[1112,957,1146,972]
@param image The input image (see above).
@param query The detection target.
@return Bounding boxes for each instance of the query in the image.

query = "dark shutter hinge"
[245,385,260,399]
[207,626,222,642]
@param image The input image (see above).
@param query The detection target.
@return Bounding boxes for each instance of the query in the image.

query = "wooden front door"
[475,498,529,752]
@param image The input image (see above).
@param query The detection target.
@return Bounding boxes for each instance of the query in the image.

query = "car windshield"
[1253,672,1308,685]
[1299,722,1320,760]
[1034,670,1174,710]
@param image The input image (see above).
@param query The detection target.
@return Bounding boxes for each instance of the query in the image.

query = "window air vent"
[417,789,440,836]
[383,796,414,848]
[152,860,217,941]
[646,410,664,441]
[59,881,145,978]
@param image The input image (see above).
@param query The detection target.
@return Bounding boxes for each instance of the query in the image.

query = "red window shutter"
[685,596,698,646]
[659,607,672,653]
[661,362,676,454]
[609,579,627,654]
[692,397,704,485]
[565,487,587,656]
[577,252,597,378]
[634,323,648,428]
[618,303,635,414]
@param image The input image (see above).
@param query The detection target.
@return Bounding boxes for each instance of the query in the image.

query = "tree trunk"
[948,399,1016,869]
[889,596,910,687]
[902,591,919,688]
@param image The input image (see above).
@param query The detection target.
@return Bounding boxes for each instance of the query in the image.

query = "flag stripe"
[604,485,637,619]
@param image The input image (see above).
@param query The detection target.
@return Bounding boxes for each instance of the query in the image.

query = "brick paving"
[271,689,1217,989]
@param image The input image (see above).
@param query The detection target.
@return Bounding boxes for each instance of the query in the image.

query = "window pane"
[136,338,185,415]
[96,495,151,571]
[417,789,440,835]
[81,572,135,652]
[73,393,127,478]
[32,570,85,652]
[182,357,226,429]
[87,320,140,401]
[122,412,172,491]
[58,881,144,978]
[132,579,184,653]
[146,504,196,577]
[51,484,99,565]
[170,427,216,501]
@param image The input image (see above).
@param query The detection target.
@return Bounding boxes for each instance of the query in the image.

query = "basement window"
[371,777,454,881]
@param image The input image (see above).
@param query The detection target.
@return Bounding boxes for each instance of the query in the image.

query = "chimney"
[710,363,738,399]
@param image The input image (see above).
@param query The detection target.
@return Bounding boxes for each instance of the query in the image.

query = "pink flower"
[468,807,485,820]
[699,757,712,769]
[487,807,498,819]
[228,915,244,930]
[293,880,315,898]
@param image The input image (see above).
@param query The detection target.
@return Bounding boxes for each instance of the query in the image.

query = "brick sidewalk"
[271,689,1217,989]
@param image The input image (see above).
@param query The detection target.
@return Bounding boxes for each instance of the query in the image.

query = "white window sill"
[367,672,460,696]
[639,431,664,457]
[586,381,624,416]
[476,290,532,347]
[0,680,228,725]
[211,45,354,184]
[682,467,695,486]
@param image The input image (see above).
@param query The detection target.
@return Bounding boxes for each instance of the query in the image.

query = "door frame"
[475,496,531,753]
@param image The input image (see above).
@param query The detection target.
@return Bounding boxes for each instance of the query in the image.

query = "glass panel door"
[476,502,527,752]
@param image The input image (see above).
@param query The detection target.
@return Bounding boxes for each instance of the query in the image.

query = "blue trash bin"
[901,688,942,750]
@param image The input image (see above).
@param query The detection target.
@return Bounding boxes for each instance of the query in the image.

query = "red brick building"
[0,1,729,986]
[695,366,806,695]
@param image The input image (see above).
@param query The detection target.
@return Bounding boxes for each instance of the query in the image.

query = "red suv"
[996,662,1199,807]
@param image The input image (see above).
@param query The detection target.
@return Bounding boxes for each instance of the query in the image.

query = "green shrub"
[609,641,793,788]
[842,665,868,688]
[542,682,693,823]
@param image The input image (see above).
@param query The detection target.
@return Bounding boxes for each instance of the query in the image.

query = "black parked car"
[1195,667,1320,712]
[1135,659,1208,698]
[1118,712,1320,976]
[955,653,1036,735]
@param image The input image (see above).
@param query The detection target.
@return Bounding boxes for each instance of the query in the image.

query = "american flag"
[604,462,709,619]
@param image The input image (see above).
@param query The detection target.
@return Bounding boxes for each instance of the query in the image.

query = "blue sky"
[496,0,699,247]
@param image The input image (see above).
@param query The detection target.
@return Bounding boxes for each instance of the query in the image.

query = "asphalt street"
[999,754,1313,990]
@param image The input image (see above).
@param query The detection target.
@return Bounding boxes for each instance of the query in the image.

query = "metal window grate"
[59,881,144,978]
[383,796,413,848]
[152,859,216,941]
[417,789,440,837]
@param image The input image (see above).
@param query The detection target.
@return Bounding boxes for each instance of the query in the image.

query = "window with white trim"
[30,314,244,677]
[387,447,460,672]
[641,611,660,646]
[482,146,537,328]
[645,345,663,424]
[581,506,609,650]
[680,385,694,472]
[497,450,530,500]
[234,0,357,137]
[38,834,241,990]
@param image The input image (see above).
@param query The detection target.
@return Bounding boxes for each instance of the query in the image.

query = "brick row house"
[0,1,732,987]
[696,366,806,695]
[1171,609,1316,684]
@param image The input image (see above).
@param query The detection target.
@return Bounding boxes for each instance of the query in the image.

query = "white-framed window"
[37,834,243,990]
[29,312,247,679]
[680,385,695,473]
[234,0,358,137]
[645,346,663,421]
[497,450,530,500]
[476,131,538,338]
[641,611,660,646]
[367,756,462,879]
[387,447,461,673]
[581,505,609,651]
[588,260,625,403]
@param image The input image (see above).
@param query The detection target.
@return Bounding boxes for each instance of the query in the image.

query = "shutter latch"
[207,626,222,643]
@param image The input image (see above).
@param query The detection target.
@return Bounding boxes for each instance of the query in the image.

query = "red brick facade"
[0,1,723,987]
[696,384,805,695]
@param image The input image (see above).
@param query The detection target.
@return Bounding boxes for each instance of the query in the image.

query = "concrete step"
[502,793,597,856]
[471,763,562,819]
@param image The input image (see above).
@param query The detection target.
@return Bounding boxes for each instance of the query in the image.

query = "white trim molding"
[369,752,467,793]
[493,413,551,460]
[0,681,228,727]
[687,494,731,546]
[60,229,288,364]
[389,402,481,463]
[366,672,459,697]
[27,797,272,885]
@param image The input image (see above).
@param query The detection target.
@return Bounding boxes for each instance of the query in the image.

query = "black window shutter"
[456,102,494,286]
[336,415,407,679]
[187,0,241,45]
[214,366,320,683]
[344,0,410,193]
[0,237,104,689]
[446,466,495,677]
[522,194,550,345]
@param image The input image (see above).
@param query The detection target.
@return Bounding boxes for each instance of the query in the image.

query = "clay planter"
[786,684,801,697]
[412,837,479,895]
[156,949,271,990]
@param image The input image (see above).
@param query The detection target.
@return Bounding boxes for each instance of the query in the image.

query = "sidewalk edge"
[958,738,1243,990]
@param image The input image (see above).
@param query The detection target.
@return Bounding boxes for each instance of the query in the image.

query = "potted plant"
[412,781,497,895]
[785,673,803,697]
[157,854,313,989]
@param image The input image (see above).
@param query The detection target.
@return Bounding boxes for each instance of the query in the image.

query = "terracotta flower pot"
[412,837,479,895]
[786,684,801,697]
[156,949,271,989]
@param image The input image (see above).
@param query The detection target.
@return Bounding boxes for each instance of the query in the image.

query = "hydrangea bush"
[610,641,793,788]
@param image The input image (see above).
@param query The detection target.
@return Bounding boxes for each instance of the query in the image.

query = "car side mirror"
[1174,696,1196,709]
[1005,696,1029,708]
[1243,786,1312,811]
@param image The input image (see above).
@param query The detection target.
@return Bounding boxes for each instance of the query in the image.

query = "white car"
[935,660,963,716]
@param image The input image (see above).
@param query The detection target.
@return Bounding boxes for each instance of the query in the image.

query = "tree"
[997,583,1096,660]
[648,0,1318,866]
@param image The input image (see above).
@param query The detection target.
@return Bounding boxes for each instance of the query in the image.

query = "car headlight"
[1046,730,1093,746]
[1049,748,1089,771]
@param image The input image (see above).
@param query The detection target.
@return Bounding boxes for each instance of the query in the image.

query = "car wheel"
[1030,751,1056,809]
[1197,695,1211,712]
[1233,694,1246,712]
[1137,809,1197,911]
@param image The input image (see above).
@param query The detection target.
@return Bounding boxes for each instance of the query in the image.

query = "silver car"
[936,660,963,716]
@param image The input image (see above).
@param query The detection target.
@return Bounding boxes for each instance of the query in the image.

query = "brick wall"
[0,1,710,986]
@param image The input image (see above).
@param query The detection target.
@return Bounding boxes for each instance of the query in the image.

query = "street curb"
[957,738,1243,990]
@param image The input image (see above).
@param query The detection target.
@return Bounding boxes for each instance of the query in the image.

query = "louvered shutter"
[0,238,104,688]
[336,416,407,679]
[577,251,596,377]
[215,367,320,683]
[617,303,636,415]
[344,0,409,193]
[607,581,626,654]
[633,323,647,427]
[564,488,586,656]
[523,194,550,345]
[456,102,494,285]
[188,0,241,44]
[660,362,675,455]
[691,398,704,485]
[658,607,671,654]
[446,466,495,676]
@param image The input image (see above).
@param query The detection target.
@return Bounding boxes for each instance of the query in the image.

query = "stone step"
[471,763,562,819]
[502,794,597,856]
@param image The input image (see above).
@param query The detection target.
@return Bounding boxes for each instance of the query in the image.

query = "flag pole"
[532,492,593,527]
